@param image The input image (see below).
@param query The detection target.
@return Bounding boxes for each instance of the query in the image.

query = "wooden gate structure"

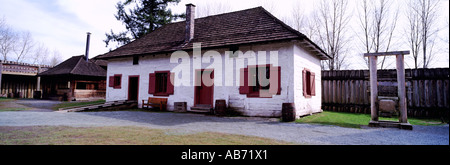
[364,51,412,130]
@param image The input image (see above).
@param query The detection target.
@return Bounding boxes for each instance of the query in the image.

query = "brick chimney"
[185,3,195,42]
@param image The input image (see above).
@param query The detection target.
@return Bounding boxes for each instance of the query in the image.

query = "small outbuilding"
[38,55,107,101]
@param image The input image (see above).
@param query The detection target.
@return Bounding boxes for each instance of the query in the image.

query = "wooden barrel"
[215,99,227,116]
[282,103,296,122]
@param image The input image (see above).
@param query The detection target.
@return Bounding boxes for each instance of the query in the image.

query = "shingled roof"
[38,55,106,77]
[96,6,330,60]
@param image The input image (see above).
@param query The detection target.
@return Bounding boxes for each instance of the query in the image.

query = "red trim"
[239,68,249,94]
[241,64,280,98]
[151,70,173,96]
[108,76,114,87]
[193,70,200,105]
[303,68,314,98]
[148,70,175,96]
[194,69,214,107]
[127,75,139,101]
[246,64,273,68]
[154,70,171,74]
[148,73,156,94]
[167,72,175,94]
[153,93,170,96]
[276,66,281,95]
[310,72,316,96]
[113,74,122,89]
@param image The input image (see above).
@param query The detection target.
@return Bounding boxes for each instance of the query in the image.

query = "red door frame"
[194,69,214,107]
[128,75,139,101]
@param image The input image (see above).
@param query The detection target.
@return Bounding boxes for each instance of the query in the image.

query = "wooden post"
[369,56,378,121]
[0,63,2,94]
[36,65,41,91]
[396,54,408,123]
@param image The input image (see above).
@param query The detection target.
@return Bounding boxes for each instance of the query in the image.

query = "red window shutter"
[148,73,156,94]
[239,68,249,94]
[269,66,281,95]
[166,72,175,95]
[310,72,316,96]
[117,74,122,89]
[109,76,114,87]
[302,70,308,97]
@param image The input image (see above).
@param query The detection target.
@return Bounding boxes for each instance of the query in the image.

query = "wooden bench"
[142,97,168,111]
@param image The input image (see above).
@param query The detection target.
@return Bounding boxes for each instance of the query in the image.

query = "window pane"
[133,56,139,65]
[156,73,168,93]
[306,71,311,95]
[114,76,121,86]
[260,67,270,90]
[76,82,86,89]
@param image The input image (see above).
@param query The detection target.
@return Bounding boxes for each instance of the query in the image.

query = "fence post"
[396,54,408,123]
[369,56,378,121]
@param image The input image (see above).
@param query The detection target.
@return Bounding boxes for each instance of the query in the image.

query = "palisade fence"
[321,68,449,120]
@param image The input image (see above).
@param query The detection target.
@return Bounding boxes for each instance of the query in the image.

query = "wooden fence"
[321,68,449,119]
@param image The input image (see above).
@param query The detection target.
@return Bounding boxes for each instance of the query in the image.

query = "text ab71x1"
[181,149,267,162]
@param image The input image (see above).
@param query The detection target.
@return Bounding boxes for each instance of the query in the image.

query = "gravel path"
[0,110,448,145]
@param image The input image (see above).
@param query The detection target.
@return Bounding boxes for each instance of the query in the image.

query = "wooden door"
[128,76,139,101]
[194,69,214,107]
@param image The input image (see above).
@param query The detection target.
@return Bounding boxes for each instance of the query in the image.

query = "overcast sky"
[0,0,448,69]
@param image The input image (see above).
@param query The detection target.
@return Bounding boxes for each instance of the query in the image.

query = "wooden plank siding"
[1,60,51,98]
[322,68,449,119]
[0,74,39,98]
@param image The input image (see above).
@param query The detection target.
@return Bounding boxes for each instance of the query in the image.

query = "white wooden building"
[96,4,331,118]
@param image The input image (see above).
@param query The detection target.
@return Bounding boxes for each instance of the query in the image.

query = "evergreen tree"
[104,0,185,48]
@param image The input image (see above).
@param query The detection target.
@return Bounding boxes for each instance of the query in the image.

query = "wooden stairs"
[57,100,137,113]
[188,104,213,114]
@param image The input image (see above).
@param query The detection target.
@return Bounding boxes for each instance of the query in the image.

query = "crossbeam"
[363,51,410,57]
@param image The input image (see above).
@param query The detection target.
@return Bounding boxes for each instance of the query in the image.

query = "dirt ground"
[0,99,61,112]
[1,99,448,145]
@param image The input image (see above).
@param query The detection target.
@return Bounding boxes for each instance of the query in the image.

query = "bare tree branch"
[49,49,63,66]
[0,17,14,61]
[419,0,439,68]
[406,0,440,68]
[314,0,352,70]
[357,0,399,69]
[31,42,50,65]
[12,31,34,63]
[406,1,423,69]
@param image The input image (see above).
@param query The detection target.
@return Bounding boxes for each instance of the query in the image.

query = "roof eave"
[97,38,303,60]
[299,38,331,60]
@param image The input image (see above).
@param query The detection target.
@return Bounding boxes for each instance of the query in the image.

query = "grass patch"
[0,107,29,112]
[52,99,106,110]
[0,126,294,145]
[296,111,445,128]
[0,98,29,111]
[0,97,15,102]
